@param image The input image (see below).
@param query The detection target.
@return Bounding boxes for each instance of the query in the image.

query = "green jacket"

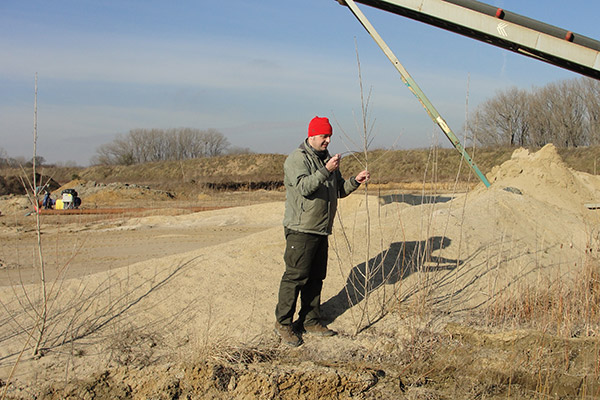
[283,140,360,235]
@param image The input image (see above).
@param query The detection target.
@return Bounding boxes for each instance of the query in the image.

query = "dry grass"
[3,146,600,196]
[486,230,600,338]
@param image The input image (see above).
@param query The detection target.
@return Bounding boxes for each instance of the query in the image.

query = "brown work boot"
[303,323,337,337]
[274,322,303,347]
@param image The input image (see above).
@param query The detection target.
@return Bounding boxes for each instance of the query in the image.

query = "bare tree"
[8,156,27,167]
[25,155,46,168]
[172,128,195,160]
[538,81,586,147]
[470,77,598,148]
[203,128,230,157]
[470,87,530,146]
[579,78,600,145]
[95,134,136,165]
[171,128,209,159]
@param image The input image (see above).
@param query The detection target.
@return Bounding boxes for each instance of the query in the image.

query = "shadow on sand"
[322,236,461,324]
[379,193,454,206]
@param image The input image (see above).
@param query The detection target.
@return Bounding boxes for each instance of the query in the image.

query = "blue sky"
[1,0,598,166]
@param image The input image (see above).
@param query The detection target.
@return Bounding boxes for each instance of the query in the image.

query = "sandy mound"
[119,202,285,230]
[0,195,30,215]
[1,144,599,397]
[487,143,600,213]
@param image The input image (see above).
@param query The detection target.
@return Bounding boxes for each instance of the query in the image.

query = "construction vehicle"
[56,188,81,210]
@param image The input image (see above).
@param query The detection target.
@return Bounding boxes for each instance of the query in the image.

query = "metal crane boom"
[345,0,600,80]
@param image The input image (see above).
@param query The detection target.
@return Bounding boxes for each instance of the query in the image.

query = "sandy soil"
[1,144,600,399]
[0,217,269,286]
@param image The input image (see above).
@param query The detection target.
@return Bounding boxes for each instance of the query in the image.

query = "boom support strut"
[341,0,491,187]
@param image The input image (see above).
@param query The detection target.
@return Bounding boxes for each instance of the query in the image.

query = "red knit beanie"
[308,116,333,137]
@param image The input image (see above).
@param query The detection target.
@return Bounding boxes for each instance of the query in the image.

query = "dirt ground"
[0,187,285,285]
[0,215,268,286]
[1,144,600,399]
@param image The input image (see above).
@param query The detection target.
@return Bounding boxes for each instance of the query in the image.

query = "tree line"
[1,128,251,168]
[468,77,600,148]
[92,128,236,165]
[3,77,600,168]
[0,147,47,168]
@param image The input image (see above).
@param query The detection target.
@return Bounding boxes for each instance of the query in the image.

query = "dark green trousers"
[275,228,328,326]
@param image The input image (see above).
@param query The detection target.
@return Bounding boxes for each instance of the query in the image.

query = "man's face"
[308,134,332,151]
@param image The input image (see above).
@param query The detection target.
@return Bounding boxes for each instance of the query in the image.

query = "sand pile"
[486,143,600,213]
[412,144,600,313]
[1,144,599,395]
[0,195,30,215]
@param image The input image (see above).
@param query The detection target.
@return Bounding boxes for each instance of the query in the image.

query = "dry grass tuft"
[487,230,600,337]
[208,342,279,365]
[106,325,161,367]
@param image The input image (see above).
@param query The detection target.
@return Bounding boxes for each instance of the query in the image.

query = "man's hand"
[325,154,341,172]
[355,170,370,184]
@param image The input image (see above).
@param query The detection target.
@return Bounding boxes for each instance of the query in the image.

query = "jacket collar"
[301,139,329,161]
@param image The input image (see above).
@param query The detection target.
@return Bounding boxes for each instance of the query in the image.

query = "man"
[274,116,370,347]
[42,190,54,209]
